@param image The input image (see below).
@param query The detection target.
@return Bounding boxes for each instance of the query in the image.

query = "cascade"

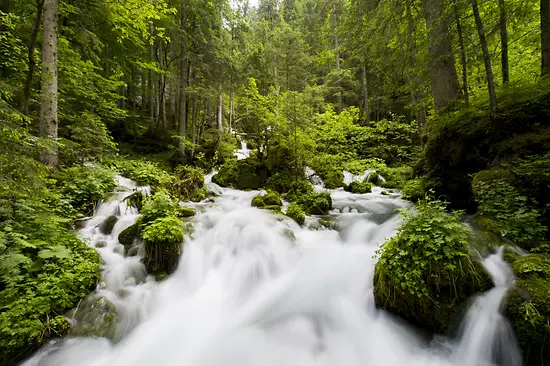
[23,175,521,366]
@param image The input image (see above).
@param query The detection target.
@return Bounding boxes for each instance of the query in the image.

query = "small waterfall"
[305,166,324,187]
[234,136,250,160]
[452,248,522,366]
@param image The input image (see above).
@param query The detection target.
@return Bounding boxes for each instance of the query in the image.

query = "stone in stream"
[99,215,118,235]
[118,223,140,253]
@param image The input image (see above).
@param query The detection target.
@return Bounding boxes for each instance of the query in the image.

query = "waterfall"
[23,175,521,366]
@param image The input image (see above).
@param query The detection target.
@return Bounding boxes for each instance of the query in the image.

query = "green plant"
[142,216,184,276]
[297,191,332,215]
[139,191,179,226]
[401,178,424,202]
[286,203,305,225]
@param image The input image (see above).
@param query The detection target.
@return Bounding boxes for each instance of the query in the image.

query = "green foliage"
[142,216,184,276]
[166,165,206,202]
[373,198,491,333]
[285,203,305,225]
[212,157,265,190]
[401,178,425,202]
[55,166,116,216]
[115,159,173,188]
[142,216,185,246]
[297,191,332,215]
[118,223,140,248]
[139,191,179,226]
[179,207,196,218]
[473,172,546,250]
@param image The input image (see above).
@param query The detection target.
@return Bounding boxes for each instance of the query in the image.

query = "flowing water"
[23,174,521,366]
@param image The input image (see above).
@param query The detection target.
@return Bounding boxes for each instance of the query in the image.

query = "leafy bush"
[105,157,172,188]
[344,181,373,194]
[166,165,206,202]
[373,198,491,333]
[401,178,425,202]
[139,191,179,226]
[251,190,282,211]
[55,166,116,215]
[212,157,265,190]
[297,191,332,215]
[285,203,305,225]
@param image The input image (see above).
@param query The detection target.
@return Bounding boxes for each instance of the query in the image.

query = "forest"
[1,0,550,365]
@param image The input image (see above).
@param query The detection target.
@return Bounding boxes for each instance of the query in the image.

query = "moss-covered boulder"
[99,215,118,235]
[373,199,492,334]
[142,215,184,276]
[118,223,140,250]
[505,254,550,366]
[285,203,305,225]
[251,190,282,211]
[319,169,344,189]
[297,191,332,215]
[344,181,373,194]
[165,165,207,202]
[69,296,119,340]
[179,207,196,218]
[212,157,266,190]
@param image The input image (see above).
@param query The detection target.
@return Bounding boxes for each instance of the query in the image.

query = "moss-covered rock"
[69,296,119,340]
[344,181,373,194]
[297,191,332,215]
[179,207,196,218]
[141,215,184,276]
[212,157,266,190]
[285,203,305,225]
[166,165,207,202]
[251,190,282,211]
[99,215,118,235]
[373,199,492,334]
[118,223,140,250]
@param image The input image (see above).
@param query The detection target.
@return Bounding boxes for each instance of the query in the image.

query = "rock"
[179,207,196,218]
[344,181,373,194]
[505,253,550,366]
[212,157,266,190]
[141,216,184,276]
[118,223,140,252]
[99,215,118,235]
[285,203,305,225]
[251,190,282,211]
[124,191,145,211]
[68,296,119,340]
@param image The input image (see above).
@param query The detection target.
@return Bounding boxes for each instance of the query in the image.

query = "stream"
[23,172,521,366]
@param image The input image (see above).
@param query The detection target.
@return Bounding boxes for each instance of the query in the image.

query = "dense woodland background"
[1,0,550,365]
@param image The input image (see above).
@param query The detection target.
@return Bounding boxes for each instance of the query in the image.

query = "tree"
[421,0,460,109]
[179,0,188,158]
[542,0,550,76]
[499,0,509,83]
[39,0,58,167]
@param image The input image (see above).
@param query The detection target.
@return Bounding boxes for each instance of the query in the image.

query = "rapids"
[23,174,521,366]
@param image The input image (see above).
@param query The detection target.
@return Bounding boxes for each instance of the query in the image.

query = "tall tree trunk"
[217,90,223,131]
[421,0,460,109]
[453,0,469,106]
[191,97,198,158]
[229,90,234,132]
[178,0,188,158]
[149,22,155,124]
[499,0,509,83]
[21,0,44,114]
[39,0,59,167]
[542,0,550,75]
[471,0,497,117]
[362,64,370,122]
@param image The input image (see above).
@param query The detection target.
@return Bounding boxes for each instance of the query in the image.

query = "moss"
[297,191,332,215]
[367,171,382,185]
[251,190,282,211]
[472,168,514,194]
[344,181,373,194]
[506,279,550,366]
[118,223,140,250]
[165,165,206,202]
[179,207,196,218]
[322,169,344,189]
[513,254,550,280]
[99,215,118,235]
[285,203,305,225]
[69,296,119,340]
[141,216,184,276]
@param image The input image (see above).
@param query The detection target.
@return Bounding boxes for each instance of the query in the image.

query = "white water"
[23,176,521,366]
[234,138,250,160]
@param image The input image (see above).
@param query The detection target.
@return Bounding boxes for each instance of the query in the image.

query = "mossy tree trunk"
[542,0,550,76]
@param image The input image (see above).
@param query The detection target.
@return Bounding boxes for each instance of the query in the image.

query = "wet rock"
[68,296,119,340]
[179,207,196,218]
[99,215,118,235]
[251,190,282,211]
[118,223,140,252]
[124,190,145,211]
[344,181,373,194]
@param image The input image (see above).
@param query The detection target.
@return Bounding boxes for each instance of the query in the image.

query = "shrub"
[166,165,206,202]
[401,178,425,202]
[142,216,184,275]
[212,157,265,190]
[373,198,491,333]
[297,191,332,215]
[56,166,116,215]
[285,203,305,225]
[139,191,179,227]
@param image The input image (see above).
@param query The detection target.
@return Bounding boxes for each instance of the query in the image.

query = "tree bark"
[421,0,460,109]
[362,64,370,122]
[542,0,550,75]
[453,0,469,106]
[21,0,44,114]
[178,0,188,158]
[471,0,497,117]
[499,0,509,83]
[217,91,223,131]
[149,22,155,124]
[39,0,59,167]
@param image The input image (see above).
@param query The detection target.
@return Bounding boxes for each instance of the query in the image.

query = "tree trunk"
[217,91,223,131]
[39,0,59,167]
[362,64,370,122]
[178,0,188,158]
[471,0,497,117]
[21,0,44,114]
[149,22,155,124]
[542,0,550,75]
[229,89,234,132]
[499,0,509,83]
[453,0,469,106]
[191,97,198,158]
[421,0,460,109]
